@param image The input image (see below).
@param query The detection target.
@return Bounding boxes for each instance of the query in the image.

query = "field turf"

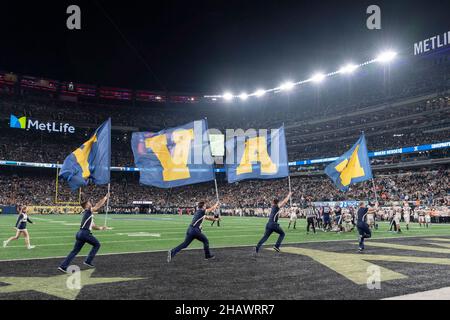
[1,214,449,261]
[1,214,450,300]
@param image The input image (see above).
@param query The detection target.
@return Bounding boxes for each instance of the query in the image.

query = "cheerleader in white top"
[3,205,35,249]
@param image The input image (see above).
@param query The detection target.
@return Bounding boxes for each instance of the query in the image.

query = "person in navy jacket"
[168,201,220,262]
[58,193,111,273]
[255,192,292,255]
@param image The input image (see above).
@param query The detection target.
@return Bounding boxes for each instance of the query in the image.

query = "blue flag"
[324,134,373,192]
[225,125,289,183]
[59,119,111,190]
[132,119,215,188]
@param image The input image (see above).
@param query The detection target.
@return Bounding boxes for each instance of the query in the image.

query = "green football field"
[1,214,450,261]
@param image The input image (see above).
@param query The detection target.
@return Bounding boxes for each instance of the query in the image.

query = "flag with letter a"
[324,133,372,191]
[59,118,111,190]
[225,125,289,183]
[131,119,215,188]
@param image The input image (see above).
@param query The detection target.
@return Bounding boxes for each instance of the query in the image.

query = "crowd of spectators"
[1,166,448,211]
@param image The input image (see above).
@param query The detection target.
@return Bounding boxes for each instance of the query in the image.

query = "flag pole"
[104,183,111,227]
[205,116,220,204]
[288,175,293,207]
[55,162,59,204]
[371,178,378,203]
[104,118,112,226]
[214,179,220,203]
[283,122,292,208]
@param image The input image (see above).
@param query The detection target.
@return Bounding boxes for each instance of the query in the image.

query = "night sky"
[1,0,449,94]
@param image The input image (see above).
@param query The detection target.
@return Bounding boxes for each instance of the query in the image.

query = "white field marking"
[115,232,161,237]
[384,286,450,300]
[16,227,450,240]
[1,234,265,248]
[2,227,450,239]
[0,220,266,228]
[0,219,446,226]
[22,229,258,239]
[7,228,448,242]
[0,225,268,234]
[1,234,449,262]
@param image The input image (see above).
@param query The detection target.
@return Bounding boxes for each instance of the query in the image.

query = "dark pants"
[171,226,212,258]
[336,215,343,231]
[389,219,398,231]
[256,223,285,252]
[357,222,372,249]
[307,217,316,233]
[60,230,101,269]
[211,217,220,227]
[316,218,323,228]
[323,218,332,231]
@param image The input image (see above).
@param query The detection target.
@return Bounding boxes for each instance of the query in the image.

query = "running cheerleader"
[3,205,36,249]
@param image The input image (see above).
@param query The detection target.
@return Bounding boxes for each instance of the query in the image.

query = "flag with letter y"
[131,119,215,188]
[324,133,372,191]
[59,118,111,190]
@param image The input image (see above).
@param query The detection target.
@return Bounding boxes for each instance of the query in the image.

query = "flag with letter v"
[324,133,372,191]
[131,119,215,188]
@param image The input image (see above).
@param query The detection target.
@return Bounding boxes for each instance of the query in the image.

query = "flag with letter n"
[131,119,215,188]
[59,118,111,191]
[324,133,373,192]
[225,125,289,183]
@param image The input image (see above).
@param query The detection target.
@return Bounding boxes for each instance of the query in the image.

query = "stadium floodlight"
[339,64,358,74]
[254,89,266,97]
[310,73,325,83]
[239,92,249,100]
[279,81,295,91]
[223,92,233,101]
[376,51,397,63]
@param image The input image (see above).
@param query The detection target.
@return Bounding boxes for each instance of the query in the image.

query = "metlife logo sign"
[9,115,75,134]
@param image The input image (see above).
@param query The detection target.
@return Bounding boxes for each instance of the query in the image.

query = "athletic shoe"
[2,241,7,248]
[358,248,364,253]
[205,255,215,261]
[167,250,172,263]
[58,267,67,274]
[83,262,95,268]
[273,246,281,253]
[27,245,35,250]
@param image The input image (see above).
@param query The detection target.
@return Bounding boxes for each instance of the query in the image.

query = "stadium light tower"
[279,81,295,91]
[339,64,358,74]
[310,73,325,83]
[223,92,233,101]
[376,51,397,63]
[254,89,266,97]
[239,92,249,100]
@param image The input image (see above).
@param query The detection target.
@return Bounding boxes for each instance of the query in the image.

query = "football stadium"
[0,0,450,308]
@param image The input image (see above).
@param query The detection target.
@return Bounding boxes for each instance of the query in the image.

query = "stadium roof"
[1,0,449,94]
